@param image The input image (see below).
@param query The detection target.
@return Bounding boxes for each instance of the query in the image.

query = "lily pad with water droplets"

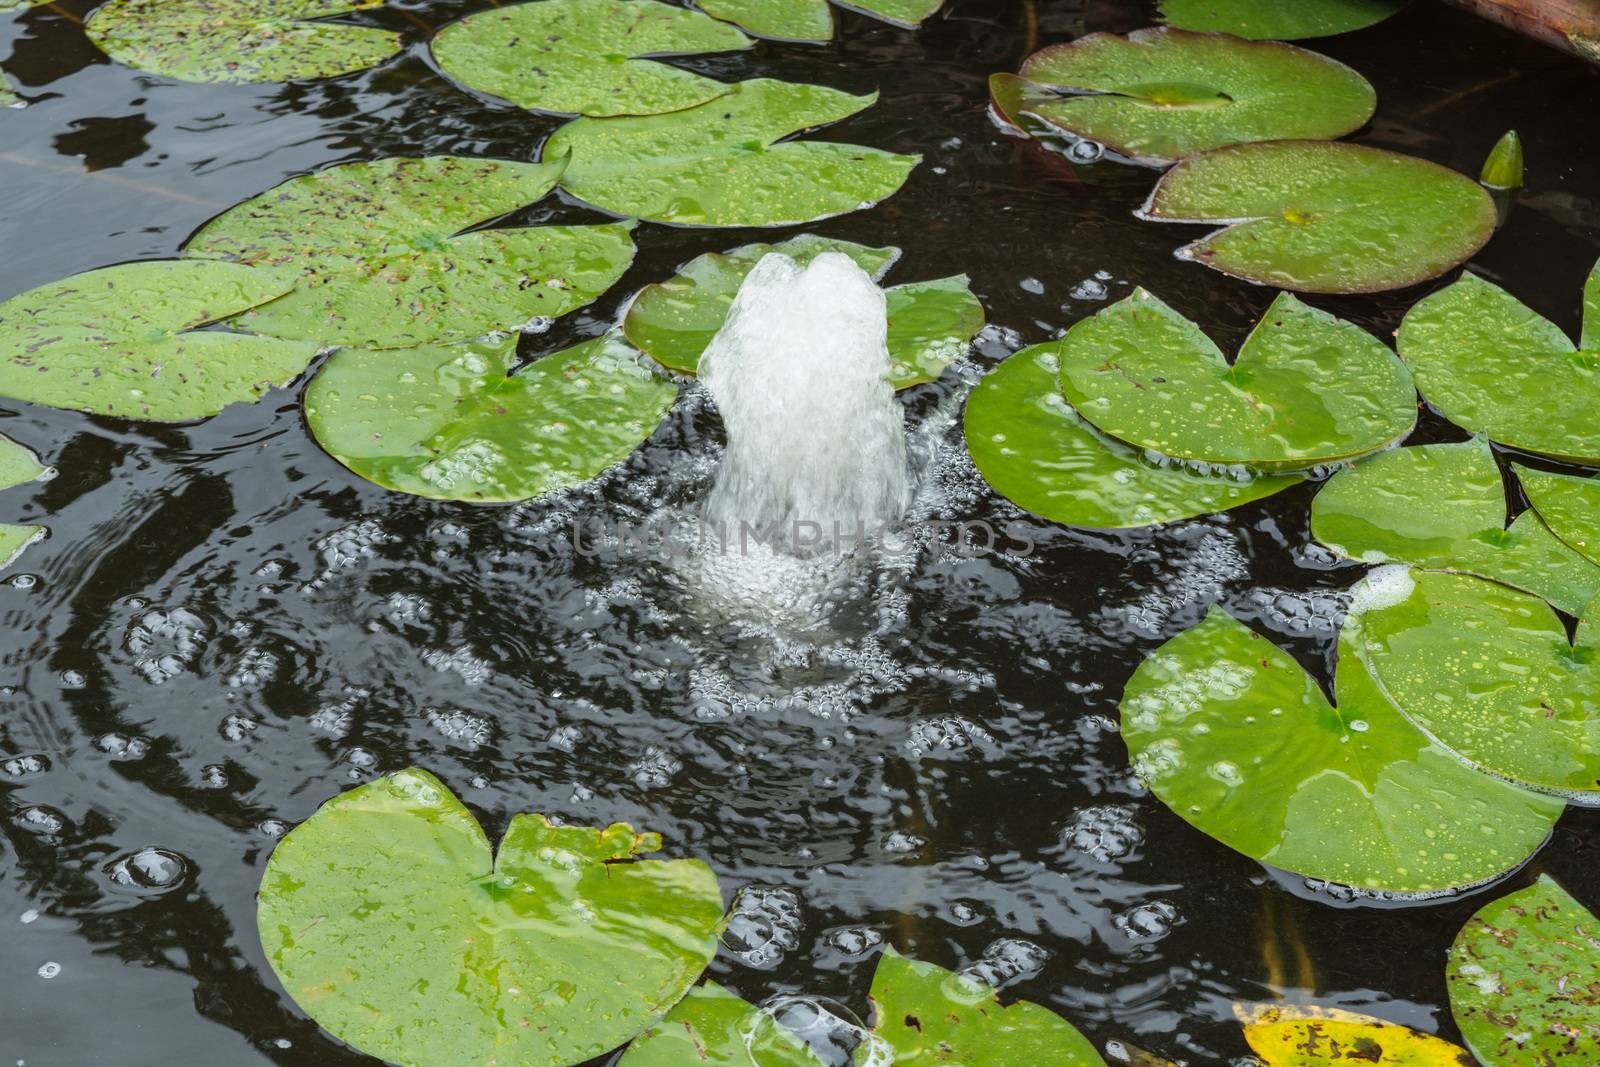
[1363,569,1600,802]
[695,0,942,42]
[623,234,982,389]
[305,333,677,503]
[543,78,920,228]
[433,0,751,118]
[1141,141,1496,294]
[1397,260,1600,463]
[1159,0,1408,40]
[185,156,636,349]
[1519,465,1600,567]
[85,0,402,85]
[0,259,317,421]
[1446,875,1600,1066]
[1013,28,1375,165]
[1311,440,1600,615]
[1058,290,1413,471]
[1243,1006,1476,1065]
[964,344,1302,529]
[619,983,827,1066]
[258,767,724,1067]
[0,433,49,571]
[1121,597,1561,893]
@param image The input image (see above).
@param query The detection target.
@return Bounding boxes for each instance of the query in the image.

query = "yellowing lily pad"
[1160,0,1408,40]
[623,234,982,389]
[1141,141,1496,294]
[85,0,402,85]
[695,0,943,43]
[543,78,920,228]
[1058,290,1413,470]
[0,433,49,572]
[1242,1006,1476,1065]
[433,0,751,118]
[619,983,828,1066]
[964,344,1302,529]
[258,767,724,1067]
[1518,464,1600,566]
[1013,28,1375,165]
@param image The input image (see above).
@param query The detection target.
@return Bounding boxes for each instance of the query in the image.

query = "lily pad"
[85,0,402,85]
[1159,0,1408,40]
[1242,1008,1475,1065]
[0,433,49,571]
[1362,569,1600,802]
[1058,290,1413,470]
[619,983,827,1066]
[1013,28,1375,165]
[0,1,52,11]
[1446,875,1600,1066]
[1140,141,1496,294]
[433,0,751,118]
[964,344,1302,529]
[1311,440,1600,615]
[867,948,1107,1065]
[1121,597,1562,893]
[543,78,921,228]
[185,156,636,349]
[258,767,724,1067]
[305,333,677,503]
[622,235,983,388]
[1396,261,1600,463]
[1519,464,1600,567]
[695,0,942,42]
[0,260,316,421]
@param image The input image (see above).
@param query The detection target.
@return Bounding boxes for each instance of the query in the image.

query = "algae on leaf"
[1241,1004,1476,1065]
[1160,0,1408,40]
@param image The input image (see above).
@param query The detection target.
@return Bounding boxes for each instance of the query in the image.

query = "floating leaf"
[1121,596,1561,893]
[1242,1006,1475,1065]
[0,1,53,11]
[1397,260,1600,462]
[543,78,920,228]
[305,334,677,503]
[1159,0,1408,40]
[1518,464,1600,566]
[0,433,48,571]
[623,234,982,389]
[1362,569,1600,801]
[1058,290,1413,470]
[433,0,751,118]
[1311,440,1600,615]
[0,260,316,421]
[696,0,942,42]
[964,344,1302,529]
[185,156,635,349]
[258,767,724,1067]
[1012,28,1375,165]
[85,0,402,85]
[1446,875,1600,1066]
[1140,141,1496,294]
[619,983,827,1066]
[0,73,17,108]
[1480,130,1524,190]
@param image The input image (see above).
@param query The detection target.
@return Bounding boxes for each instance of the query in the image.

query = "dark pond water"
[3,1,1600,1063]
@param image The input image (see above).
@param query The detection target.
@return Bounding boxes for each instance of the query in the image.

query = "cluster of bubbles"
[722,885,804,970]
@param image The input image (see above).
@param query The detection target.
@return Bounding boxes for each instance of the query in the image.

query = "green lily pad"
[433,0,751,118]
[305,333,677,503]
[1057,290,1413,470]
[622,234,983,389]
[1013,28,1376,165]
[1519,465,1600,567]
[85,0,402,85]
[1121,598,1562,893]
[964,343,1302,529]
[185,156,636,349]
[1159,0,1407,40]
[258,767,724,1067]
[543,78,921,228]
[1141,141,1496,294]
[1362,569,1600,801]
[695,0,942,42]
[1397,261,1600,463]
[1311,440,1600,615]
[0,260,316,421]
[868,948,1107,1065]
[0,74,17,108]
[1447,876,1600,1066]
[0,433,48,572]
[0,1,52,11]
[619,983,827,1066]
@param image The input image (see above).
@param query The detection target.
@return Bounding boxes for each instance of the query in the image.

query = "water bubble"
[745,995,883,1067]
[96,733,149,760]
[426,708,493,750]
[1068,277,1110,301]
[1067,138,1105,163]
[2,754,49,780]
[1061,805,1144,863]
[882,830,927,855]
[722,886,803,969]
[124,607,208,684]
[629,746,682,789]
[1114,900,1183,942]
[302,520,394,591]
[547,724,585,753]
[906,717,995,759]
[105,847,189,895]
[10,573,36,589]
[219,713,257,743]
[15,805,68,836]
[423,645,493,686]
[226,647,280,689]
[259,819,289,838]
[199,765,230,790]
[959,939,1051,990]
[37,962,60,980]
[822,926,883,958]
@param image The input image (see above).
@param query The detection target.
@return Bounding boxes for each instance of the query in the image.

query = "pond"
[2,1,1599,1065]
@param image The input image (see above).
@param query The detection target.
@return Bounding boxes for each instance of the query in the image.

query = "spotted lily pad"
[543,78,920,227]
[1058,290,1413,470]
[619,983,827,1066]
[1519,465,1600,567]
[258,767,724,1067]
[1242,1007,1476,1065]
[185,156,636,349]
[1141,141,1496,294]
[0,260,316,421]
[433,0,751,118]
[696,0,942,42]
[964,343,1302,529]
[1397,260,1600,463]
[623,235,982,388]
[1363,569,1600,802]
[1122,594,1561,893]
[1012,28,1375,165]
[0,433,49,571]
[1446,876,1600,1066]
[85,0,402,85]
[1311,440,1600,615]
[1159,0,1408,40]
